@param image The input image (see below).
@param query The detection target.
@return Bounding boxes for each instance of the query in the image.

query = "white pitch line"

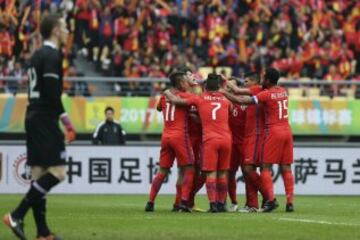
[275,217,360,227]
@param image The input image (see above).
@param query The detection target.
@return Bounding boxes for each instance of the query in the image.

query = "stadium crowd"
[0,0,360,95]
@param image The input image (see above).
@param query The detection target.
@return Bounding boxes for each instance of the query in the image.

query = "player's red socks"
[247,170,267,200]
[205,177,217,203]
[181,168,195,202]
[217,176,228,204]
[281,170,294,204]
[175,183,182,206]
[244,174,259,208]
[189,173,206,207]
[149,172,167,202]
[228,171,237,204]
[260,169,275,201]
[193,173,206,194]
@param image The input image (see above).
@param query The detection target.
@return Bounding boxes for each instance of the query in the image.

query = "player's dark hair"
[169,71,186,88]
[105,106,114,113]
[178,66,192,74]
[244,71,260,83]
[40,14,61,40]
[264,68,280,85]
[206,74,221,91]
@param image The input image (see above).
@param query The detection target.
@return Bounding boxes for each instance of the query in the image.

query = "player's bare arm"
[224,79,251,95]
[219,88,254,105]
[163,89,189,106]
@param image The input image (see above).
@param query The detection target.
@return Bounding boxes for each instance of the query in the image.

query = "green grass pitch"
[0,195,359,240]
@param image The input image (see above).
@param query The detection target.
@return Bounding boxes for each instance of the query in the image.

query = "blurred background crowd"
[0,0,360,96]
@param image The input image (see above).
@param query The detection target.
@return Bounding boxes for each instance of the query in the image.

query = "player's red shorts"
[230,143,244,171]
[243,135,263,166]
[159,134,194,168]
[260,127,293,164]
[201,138,231,171]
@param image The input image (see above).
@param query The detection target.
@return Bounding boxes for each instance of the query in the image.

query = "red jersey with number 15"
[186,92,232,142]
[157,91,193,137]
[253,86,290,129]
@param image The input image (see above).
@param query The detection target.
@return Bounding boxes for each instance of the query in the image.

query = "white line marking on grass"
[275,217,360,227]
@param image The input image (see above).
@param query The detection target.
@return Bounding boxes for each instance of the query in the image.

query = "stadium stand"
[0,0,360,97]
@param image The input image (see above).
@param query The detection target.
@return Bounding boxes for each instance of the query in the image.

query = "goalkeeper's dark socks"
[12,173,60,220]
[33,197,50,237]
[181,168,195,202]
[205,177,217,203]
[228,172,237,205]
[216,176,228,204]
[260,169,275,201]
[281,170,294,204]
[149,172,166,202]
[11,197,31,220]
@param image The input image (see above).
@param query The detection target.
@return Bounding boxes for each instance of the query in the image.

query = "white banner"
[0,146,359,195]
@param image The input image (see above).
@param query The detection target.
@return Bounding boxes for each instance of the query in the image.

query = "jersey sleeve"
[253,90,270,104]
[42,52,65,116]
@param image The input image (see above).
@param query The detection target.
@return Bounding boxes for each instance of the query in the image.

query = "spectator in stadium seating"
[93,106,126,146]
[6,61,25,96]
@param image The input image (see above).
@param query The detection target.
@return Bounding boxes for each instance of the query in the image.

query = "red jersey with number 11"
[157,91,193,137]
[253,86,290,129]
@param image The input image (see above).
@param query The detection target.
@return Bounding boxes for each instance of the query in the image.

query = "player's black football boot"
[179,201,192,213]
[145,201,154,212]
[217,202,227,213]
[208,202,218,213]
[286,203,294,212]
[3,213,27,240]
[262,198,279,213]
[171,204,181,212]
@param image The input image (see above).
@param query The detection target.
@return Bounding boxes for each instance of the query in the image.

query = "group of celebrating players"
[145,67,295,213]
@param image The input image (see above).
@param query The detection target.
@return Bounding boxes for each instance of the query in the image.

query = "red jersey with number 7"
[186,92,232,141]
[253,86,290,129]
[157,91,194,136]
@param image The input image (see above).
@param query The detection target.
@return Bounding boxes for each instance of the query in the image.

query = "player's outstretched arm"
[221,74,251,95]
[219,88,255,105]
[163,90,189,106]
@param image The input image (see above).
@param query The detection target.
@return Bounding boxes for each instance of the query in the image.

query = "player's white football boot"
[228,204,239,212]
[238,205,258,213]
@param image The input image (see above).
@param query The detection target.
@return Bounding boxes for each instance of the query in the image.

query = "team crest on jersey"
[13,153,31,186]
[240,105,247,111]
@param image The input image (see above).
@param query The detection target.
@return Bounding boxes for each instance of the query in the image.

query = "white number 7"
[211,102,221,120]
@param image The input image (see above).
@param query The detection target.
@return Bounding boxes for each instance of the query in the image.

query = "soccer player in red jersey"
[171,67,204,211]
[227,78,246,212]
[145,72,196,212]
[222,73,266,212]
[221,68,294,212]
[183,68,206,211]
[164,74,232,212]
